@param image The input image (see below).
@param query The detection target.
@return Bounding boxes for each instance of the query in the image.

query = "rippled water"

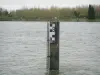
[0,21,100,75]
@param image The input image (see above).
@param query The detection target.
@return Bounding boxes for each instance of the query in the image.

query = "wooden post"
[47,19,60,70]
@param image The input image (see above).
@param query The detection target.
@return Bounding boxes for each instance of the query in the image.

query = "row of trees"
[13,6,88,20]
[0,5,100,21]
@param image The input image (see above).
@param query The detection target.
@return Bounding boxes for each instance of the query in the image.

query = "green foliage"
[0,5,100,21]
[88,5,95,19]
[74,11,80,18]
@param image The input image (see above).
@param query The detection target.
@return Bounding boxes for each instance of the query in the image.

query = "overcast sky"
[0,0,100,10]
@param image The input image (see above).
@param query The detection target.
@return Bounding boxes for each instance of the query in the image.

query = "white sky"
[0,0,100,10]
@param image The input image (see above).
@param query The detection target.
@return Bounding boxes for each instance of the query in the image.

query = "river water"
[0,21,100,75]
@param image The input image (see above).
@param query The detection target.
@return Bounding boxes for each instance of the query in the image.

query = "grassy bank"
[0,17,100,22]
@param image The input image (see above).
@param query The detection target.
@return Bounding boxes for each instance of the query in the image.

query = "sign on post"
[47,20,60,70]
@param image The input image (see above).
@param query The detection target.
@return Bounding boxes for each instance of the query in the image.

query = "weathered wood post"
[47,19,60,71]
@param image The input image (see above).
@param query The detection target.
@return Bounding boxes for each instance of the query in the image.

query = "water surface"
[0,21,100,75]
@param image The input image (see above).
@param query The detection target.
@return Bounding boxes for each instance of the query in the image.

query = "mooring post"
[47,19,60,71]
